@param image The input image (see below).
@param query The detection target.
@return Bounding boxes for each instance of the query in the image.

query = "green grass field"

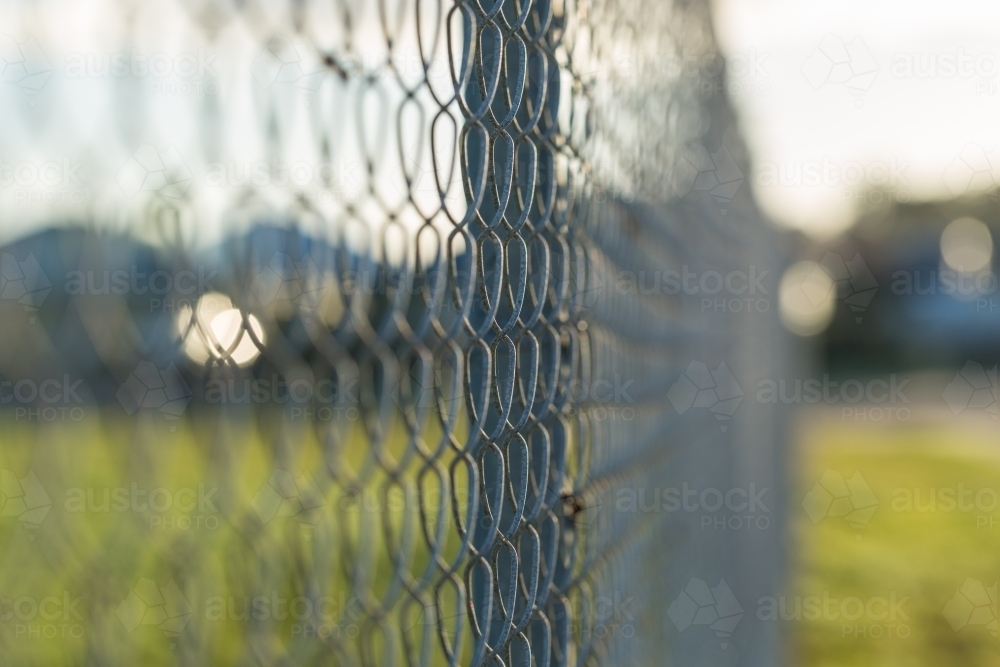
[0,407,481,666]
[7,403,1000,665]
[791,409,1000,667]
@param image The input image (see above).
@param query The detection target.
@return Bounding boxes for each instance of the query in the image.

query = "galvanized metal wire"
[0,0,782,665]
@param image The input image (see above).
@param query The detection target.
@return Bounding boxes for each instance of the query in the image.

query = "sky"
[712,0,1000,237]
[0,0,464,258]
[5,0,1000,245]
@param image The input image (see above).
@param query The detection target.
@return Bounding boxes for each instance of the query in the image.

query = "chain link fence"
[0,0,789,665]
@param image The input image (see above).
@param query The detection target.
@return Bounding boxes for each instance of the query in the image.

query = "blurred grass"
[0,406,478,666]
[792,409,1000,667]
[22,397,1000,666]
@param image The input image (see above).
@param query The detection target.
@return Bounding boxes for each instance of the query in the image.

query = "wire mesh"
[0,0,783,665]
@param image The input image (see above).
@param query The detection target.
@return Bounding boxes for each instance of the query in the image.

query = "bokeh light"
[940,217,993,273]
[176,292,265,367]
[779,260,837,336]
